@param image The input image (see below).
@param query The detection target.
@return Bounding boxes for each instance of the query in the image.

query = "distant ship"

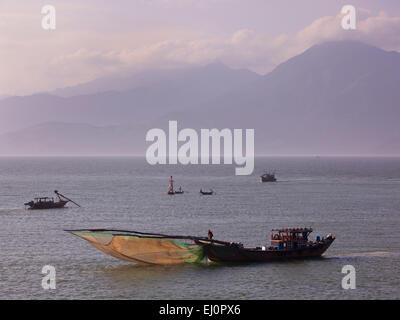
[200,189,214,195]
[260,171,277,182]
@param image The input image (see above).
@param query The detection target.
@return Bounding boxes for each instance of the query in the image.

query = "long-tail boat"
[24,190,80,210]
[195,228,335,262]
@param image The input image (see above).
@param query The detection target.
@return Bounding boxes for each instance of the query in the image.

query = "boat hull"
[260,177,277,182]
[27,200,68,210]
[198,239,334,263]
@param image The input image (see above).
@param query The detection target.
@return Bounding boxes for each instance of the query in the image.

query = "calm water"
[0,156,399,299]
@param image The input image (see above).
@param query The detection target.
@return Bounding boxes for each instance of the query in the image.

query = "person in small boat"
[208,229,213,240]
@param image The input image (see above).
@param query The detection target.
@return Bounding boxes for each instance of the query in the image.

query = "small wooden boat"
[200,189,214,195]
[24,190,80,210]
[174,187,184,194]
[24,197,68,210]
[195,228,335,262]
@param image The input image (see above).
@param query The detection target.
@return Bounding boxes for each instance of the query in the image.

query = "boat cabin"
[34,197,55,204]
[270,227,313,250]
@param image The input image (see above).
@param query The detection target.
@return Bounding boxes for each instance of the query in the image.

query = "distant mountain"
[178,41,400,154]
[0,41,399,155]
[52,62,259,98]
[0,62,260,134]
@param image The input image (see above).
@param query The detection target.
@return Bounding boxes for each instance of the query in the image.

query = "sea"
[0,156,399,299]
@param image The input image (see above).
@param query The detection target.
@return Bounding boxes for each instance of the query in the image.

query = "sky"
[1,0,400,96]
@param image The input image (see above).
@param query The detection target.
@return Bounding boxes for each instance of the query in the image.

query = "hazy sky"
[1,0,400,95]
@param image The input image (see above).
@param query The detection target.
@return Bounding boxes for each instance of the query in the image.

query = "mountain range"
[0,40,399,155]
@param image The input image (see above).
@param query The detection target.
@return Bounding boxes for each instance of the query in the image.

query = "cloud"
[2,7,400,95]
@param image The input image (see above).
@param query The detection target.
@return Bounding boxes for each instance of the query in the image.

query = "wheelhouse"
[270,227,313,250]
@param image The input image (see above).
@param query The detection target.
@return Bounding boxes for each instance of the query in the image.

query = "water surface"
[0,156,399,299]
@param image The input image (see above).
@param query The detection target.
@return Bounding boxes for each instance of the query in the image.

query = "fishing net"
[70,231,206,265]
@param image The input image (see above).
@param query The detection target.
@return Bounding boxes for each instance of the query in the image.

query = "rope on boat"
[55,190,81,207]
[64,228,236,246]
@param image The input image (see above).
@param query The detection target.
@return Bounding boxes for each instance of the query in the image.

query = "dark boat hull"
[198,239,334,262]
[27,200,68,210]
[260,177,277,182]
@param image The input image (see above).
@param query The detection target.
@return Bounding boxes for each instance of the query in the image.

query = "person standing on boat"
[208,229,214,240]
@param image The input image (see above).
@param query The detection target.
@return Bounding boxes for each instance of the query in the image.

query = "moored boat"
[195,228,335,262]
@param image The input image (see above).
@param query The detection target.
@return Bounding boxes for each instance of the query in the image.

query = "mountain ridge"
[0,40,399,155]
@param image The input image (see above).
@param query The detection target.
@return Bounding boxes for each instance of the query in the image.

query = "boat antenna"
[54,190,81,207]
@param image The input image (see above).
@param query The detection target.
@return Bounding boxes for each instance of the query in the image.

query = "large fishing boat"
[67,227,334,265]
[195,228,335,262]
[24,190,80,210]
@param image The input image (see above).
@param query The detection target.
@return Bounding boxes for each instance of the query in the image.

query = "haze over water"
[0,156,399,299]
